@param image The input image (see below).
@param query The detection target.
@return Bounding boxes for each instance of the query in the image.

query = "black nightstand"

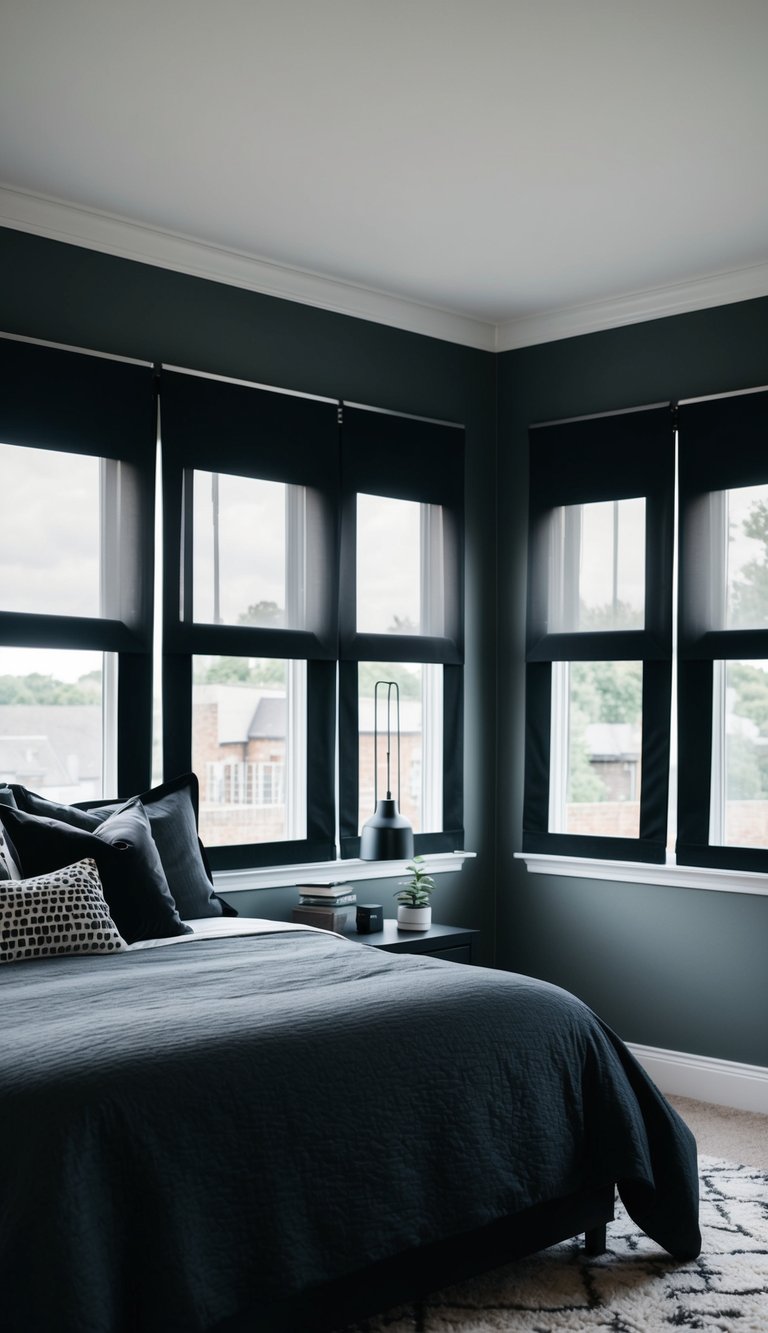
[344,920,479,964]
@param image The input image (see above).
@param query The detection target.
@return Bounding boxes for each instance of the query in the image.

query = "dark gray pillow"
[0,799,189,945]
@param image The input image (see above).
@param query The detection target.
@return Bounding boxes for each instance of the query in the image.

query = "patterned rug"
[345,1157,768,1332]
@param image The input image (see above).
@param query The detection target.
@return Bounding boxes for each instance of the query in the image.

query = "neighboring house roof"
[194,684,267,744]
[0,705,102,785]
[585,723,641,761]
[248,696,286,740]
[195,684,423,743]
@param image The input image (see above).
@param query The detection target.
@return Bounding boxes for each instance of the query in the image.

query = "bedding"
[0,919,700,1333]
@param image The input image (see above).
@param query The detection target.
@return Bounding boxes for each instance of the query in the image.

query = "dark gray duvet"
[0,926,700,1333]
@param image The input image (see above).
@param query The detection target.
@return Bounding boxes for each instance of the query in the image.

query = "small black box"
[356,904,383,934]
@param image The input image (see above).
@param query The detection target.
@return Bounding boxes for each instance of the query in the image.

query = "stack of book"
[291,883,357,932]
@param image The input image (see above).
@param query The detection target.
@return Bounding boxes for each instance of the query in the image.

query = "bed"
[0,780,701,1333]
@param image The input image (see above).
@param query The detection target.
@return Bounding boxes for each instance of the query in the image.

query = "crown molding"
[3,183,768,356]
[0,183,496,353]
[495,260,768,352]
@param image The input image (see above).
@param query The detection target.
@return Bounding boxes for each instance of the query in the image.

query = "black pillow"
[7,785,99,830]
[0,822,22,880]
[0,799,190,945]
[11,774,235,920]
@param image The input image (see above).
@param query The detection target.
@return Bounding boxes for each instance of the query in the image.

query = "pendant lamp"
[360,680,414,860]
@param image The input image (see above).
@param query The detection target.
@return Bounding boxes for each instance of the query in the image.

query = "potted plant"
[395,856,436,930]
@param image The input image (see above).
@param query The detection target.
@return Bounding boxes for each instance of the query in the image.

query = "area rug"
[345,1157,768,1331]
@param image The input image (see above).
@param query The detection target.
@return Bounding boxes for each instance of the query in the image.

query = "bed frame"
[214,1184,615,1332]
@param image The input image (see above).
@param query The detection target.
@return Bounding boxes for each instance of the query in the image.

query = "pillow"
[11,774,235,920]
[1,858,126,964]
[0,822,22,881]
[7,785,99,831]
[0,800,190,945]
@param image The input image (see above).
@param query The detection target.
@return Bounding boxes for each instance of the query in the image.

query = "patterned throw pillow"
[0,858,126,964]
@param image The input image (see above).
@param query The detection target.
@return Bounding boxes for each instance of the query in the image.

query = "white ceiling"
[1,0,768,349]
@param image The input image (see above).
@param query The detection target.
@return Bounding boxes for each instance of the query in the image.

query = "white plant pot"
[397,905,432,931]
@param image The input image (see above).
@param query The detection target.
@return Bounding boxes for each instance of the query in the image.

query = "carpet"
[345,1157,768,1332]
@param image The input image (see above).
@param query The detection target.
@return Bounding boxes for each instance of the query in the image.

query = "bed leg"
[584,1224,606,1255]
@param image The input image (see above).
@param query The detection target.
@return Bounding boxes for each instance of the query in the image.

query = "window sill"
[515,851,768,897]
[213,849,475,894]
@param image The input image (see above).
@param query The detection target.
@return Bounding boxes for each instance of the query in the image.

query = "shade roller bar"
[0,337,156,462]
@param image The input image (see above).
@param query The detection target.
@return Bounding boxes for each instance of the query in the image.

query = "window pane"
[724,484,768,629]
[0,647,107,801]
[192,656,306,847]
[358,662,443,835]
[550,498,645,631]
[718,660,768,846]
[192,472,306,628]
[560,660,643,838]
[0,444,103,618]
[357,494,425,634]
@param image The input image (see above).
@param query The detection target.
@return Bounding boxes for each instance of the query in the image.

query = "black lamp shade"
[360,798,414,861]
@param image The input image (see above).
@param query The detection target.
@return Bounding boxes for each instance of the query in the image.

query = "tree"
[567,661,642,803]
[728,661,768,736]
[193,658,286,688]
[387,614,417,634]
[730,499,768,629]
[570,660,642,727]
[0,672,102,705]
[358,662,421,699]
[238,600,284,627]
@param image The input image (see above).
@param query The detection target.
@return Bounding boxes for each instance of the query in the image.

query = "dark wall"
[0,227,497,959]
[497,296,768,1065]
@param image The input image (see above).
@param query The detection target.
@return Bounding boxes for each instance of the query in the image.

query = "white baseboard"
[627,1042,768,1115]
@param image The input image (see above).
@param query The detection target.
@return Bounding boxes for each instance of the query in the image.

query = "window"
[548,498,646,633]
[192,654,306,847]
[190,471,308,629]
[526,386,768,879]
[524,404,674,864]
[0,337,156,801]
[159,369,338,871]
[1,341,465,873]
[0,646,109,802]
[677,387,768,874]
[338,405,464,859]
[549,660,643,839]
[357,661,444,835]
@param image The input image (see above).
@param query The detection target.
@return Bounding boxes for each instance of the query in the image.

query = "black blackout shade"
[0,337,156,463]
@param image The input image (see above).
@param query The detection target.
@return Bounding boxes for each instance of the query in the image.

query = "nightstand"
[344,920,479,964]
